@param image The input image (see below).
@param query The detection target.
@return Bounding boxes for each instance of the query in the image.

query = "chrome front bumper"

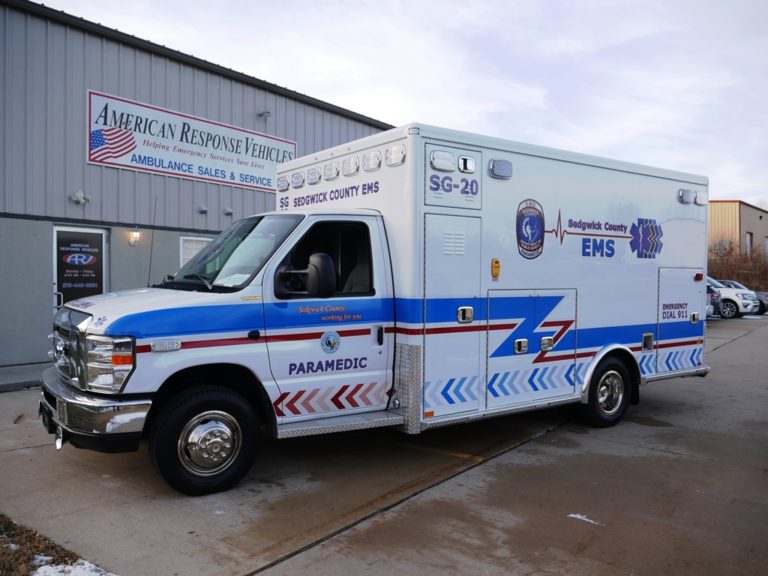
[39,367,152,452]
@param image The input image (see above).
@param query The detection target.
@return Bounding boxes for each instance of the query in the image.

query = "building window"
[745,231,753,258]
[180,236,212,267]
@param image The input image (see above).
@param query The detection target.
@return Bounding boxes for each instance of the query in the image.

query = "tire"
[149,386,258,496]
[580,358,631,427]
[758,301,766,315]
[719,299,739,319]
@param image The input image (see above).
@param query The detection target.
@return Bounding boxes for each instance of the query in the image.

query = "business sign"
[87,91,296,192]
[55,229,105,304]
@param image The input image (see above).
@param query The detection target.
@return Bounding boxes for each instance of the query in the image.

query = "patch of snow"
[33,555,54,566]
[31,559,119,576]
[567,513,606,526]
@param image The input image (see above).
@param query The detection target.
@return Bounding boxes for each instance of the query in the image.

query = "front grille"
[51,307,91,389]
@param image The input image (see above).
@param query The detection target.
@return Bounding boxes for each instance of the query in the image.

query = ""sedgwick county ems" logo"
[516,199,545,259]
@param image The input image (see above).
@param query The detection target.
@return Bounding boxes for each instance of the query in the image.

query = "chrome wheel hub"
[178,411,242,477]
[597,370,624,416]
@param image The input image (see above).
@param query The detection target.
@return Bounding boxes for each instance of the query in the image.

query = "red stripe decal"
[656,339,703,349]
[136,337,257,353]
[489,323,520,331]
[533,320,575,363]
[273,392,289,418]
[182,338,254,350]
[136,328,372,353]
[391,323,518,336]
[285,390,305,415]
[345,383,364,408]
[331,385,349,410]
[266,328,370,343]
[391,326,422,335]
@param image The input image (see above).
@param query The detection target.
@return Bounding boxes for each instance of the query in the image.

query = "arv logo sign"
[63,253,97,266]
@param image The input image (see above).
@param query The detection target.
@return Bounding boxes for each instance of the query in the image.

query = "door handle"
[54,291,63,309]
[457,306,474,323]
[377,326,384,346]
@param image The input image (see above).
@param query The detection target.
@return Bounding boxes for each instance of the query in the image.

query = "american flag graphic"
[89,127,137,161]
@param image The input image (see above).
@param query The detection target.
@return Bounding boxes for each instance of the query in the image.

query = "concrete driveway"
[1,315,766,575]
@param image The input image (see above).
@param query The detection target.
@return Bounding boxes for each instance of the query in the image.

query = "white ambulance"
[40,124,710,495]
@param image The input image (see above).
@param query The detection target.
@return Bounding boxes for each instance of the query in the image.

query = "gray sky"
[46,0,768,206]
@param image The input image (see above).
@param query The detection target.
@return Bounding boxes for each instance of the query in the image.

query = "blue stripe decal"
[106,304,264,339]
[426,298,486,323]
[658,321,704,341]
[264,298,392,329]
[489,295,561,321]
[395,298,423,324]
[106,295,704,348]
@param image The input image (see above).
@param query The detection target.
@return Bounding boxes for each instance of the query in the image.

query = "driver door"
[263,216,394,421]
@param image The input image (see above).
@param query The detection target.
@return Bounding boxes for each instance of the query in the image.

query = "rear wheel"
[149,386,258,496]
[580,358,631,427]
[719,299,739,319]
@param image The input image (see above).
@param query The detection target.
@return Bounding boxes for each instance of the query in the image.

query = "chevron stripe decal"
[487,362,583,401]
[425,376,480,411]
[273,381,387,417]
[638,353,656,376]
[658,345,703,373]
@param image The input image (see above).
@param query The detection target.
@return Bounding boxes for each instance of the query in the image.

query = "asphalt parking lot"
[1,315,767,575]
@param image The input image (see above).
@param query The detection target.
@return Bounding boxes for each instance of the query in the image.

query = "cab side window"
[276,221,373,299]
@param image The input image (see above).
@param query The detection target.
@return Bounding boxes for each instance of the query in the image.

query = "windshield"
[708,277,725,288]
[727,280,748,290]
[158,214,303,292]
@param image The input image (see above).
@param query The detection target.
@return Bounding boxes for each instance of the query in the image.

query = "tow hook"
[55,425,66,450]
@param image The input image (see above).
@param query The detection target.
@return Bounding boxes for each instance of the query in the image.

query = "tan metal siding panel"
[709,202,740,249]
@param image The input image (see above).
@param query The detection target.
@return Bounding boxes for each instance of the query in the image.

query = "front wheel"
[149,386,258,496]
[580,358,631,427]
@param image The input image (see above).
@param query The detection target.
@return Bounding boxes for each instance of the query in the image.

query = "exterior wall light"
[128,227,141,247]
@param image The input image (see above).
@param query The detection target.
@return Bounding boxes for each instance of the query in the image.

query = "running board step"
[276,411,405,439]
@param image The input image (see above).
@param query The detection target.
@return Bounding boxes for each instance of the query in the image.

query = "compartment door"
[422,214,482,419]
[656,268,705,375]
[487,290,577,408]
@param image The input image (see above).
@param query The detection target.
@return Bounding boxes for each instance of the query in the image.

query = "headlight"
[737,293,752,301]
[85,335,135,393]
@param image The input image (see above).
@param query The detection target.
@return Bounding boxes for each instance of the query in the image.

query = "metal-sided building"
[708,200,768,260]
[0,0,391,366]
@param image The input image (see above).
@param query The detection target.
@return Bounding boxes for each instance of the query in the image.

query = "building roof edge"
[3,0,394,131]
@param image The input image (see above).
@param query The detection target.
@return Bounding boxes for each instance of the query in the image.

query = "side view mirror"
[275,252,336,299]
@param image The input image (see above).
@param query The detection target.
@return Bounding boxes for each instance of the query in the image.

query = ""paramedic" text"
[289,357,368,375]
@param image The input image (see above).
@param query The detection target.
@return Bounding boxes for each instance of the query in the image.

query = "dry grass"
[709,248,768,291]
[0,513,78,576]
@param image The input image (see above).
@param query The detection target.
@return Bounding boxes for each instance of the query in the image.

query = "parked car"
[718,280,767,315]
[706,284,722,317]
[707,277,759,318]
